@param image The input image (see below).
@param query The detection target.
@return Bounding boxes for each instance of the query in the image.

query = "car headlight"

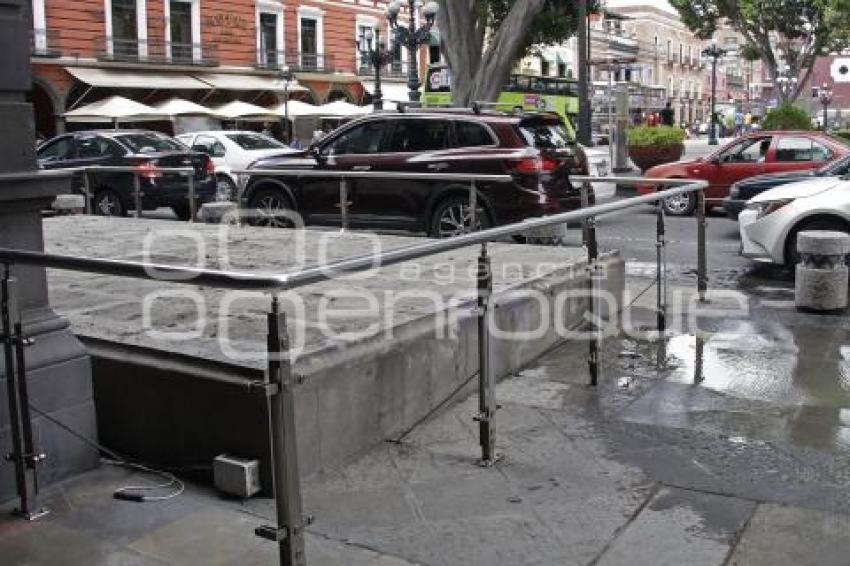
[745,198,794,219]
[729,184,740,199]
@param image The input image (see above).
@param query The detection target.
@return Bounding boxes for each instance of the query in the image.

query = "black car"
[242,110,590,237]
[37,130,217,219]
[724,154,850,219]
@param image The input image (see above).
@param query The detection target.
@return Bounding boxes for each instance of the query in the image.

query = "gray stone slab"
[42,216,591,370]
[727,504,850,566]
[594,487,755,566]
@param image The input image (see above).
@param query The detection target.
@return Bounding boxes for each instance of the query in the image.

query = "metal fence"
[70,166,198,219]
[2,176,708,566]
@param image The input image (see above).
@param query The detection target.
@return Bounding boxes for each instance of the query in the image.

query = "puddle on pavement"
[658,326,850,453]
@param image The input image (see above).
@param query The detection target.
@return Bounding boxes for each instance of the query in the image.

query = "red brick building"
[28,0,434,138]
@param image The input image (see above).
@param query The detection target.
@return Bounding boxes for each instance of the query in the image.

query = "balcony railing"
[95,37,219,66]
[31,28,61,58]
[356,62,409,79]
[255,50,338,74]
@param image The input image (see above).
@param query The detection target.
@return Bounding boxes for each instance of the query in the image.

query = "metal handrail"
[64,166,198,220]
[0,174,708,566]
[6,178,706,292]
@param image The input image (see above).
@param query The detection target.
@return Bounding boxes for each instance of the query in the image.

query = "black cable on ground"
[28,403,184,502]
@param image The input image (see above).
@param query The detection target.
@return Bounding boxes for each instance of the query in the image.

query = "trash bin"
[795,230,850,312]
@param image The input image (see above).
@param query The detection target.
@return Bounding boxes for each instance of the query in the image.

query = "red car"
[637,131,850,216]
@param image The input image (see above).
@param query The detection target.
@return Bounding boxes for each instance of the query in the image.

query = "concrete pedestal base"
[0,172,98,504]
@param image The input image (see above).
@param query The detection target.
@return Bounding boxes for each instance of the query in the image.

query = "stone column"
[0,0,97,503]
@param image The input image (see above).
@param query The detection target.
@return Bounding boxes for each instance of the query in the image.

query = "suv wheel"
[662,190,696,216]
[172,204,193,221]
[430,196,491,238]
[248,188,296,228]
[94,190,125,217]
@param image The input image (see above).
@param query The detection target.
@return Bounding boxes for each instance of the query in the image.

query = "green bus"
[422,65,579,137]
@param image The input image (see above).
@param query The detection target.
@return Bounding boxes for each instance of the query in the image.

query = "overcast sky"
[604,0,677,15]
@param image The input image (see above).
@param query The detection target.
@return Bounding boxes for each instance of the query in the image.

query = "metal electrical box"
[213,454,261,498]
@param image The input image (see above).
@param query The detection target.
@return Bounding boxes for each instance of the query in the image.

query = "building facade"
[27,0,427,138]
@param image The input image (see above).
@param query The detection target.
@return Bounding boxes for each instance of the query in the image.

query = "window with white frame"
[164,0,200,62]
[356,15,377,73]
[256,0,284,68]
[105,0,147,58]
[298,6,324,71]
[31,0,47,50]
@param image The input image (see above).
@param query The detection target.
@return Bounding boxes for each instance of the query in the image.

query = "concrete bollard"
[198,201,238,224]
[795,230,850,312]
[52,194,86,215]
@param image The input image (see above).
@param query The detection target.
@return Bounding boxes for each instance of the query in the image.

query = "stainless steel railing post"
[133,173,143,219]
[474,243,499,466]
[188,174,196,222]
[1,265,48,520]
[339,178,349,232]
[255,296,308,566]
[655,197,667,367]
[468,179,477,234]
[82,171,93,215]
[697,188,708,302]
[580,182,599,387]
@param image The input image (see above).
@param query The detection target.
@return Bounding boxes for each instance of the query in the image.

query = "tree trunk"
[438,0,547,106]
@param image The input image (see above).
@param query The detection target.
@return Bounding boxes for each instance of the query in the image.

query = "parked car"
[724,154,850,219]
[175,130,298,199]
[241,110,590,237]
[739,176,850,266]
[637,131,850,216]
[37,130,217,219]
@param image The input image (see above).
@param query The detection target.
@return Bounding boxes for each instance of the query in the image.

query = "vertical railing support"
[655,198,668,367]
[133,173,143,219]
[474,244,499,466]
[339,178,349,232]
[82,171,93,215]
[697,188,708,302]
[255,296,307,566]
[1,265,48,521]
[468,179,478,234]
[187,174,196,222]
[580,182,599,387]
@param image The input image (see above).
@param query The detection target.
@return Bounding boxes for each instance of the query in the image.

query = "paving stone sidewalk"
[4,276,850,565]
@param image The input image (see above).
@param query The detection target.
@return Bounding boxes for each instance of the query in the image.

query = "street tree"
[669,0,850,103]
[436,0,589,106]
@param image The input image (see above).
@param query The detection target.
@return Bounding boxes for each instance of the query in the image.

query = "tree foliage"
[761,104,813,130]
[668,0,850,103]
[437,0,593,106]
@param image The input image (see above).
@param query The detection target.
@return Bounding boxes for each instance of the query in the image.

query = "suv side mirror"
[709,156,721,165]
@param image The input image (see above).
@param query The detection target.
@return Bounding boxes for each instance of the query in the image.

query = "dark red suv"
[242,110,589,237]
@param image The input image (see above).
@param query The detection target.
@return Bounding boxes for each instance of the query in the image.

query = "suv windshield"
[817,153,850,175]
[226,133,285,150]
[519,121,573,149]
[115,133,184,154]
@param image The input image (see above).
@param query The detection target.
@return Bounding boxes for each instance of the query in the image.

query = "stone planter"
[628,144,684,172]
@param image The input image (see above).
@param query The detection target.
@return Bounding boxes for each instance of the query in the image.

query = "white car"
[176,131,298,198]
[739,176,850,265]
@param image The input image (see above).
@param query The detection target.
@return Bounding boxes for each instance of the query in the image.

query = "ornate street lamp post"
[280,66,295,142]
[386,0,439,102]
[819,82,833,132]
[702,42,726,146]
[358,28,393,111]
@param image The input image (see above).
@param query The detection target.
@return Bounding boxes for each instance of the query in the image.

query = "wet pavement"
[5,259,850,564]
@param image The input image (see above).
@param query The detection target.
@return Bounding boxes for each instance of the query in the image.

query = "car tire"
[783,217,850,268]
[216,174,237,201]
[172,204,193,221]
[661,189,696,217]
[247,187,297,228]
[93,189,126,217]
[429,195,491,238]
